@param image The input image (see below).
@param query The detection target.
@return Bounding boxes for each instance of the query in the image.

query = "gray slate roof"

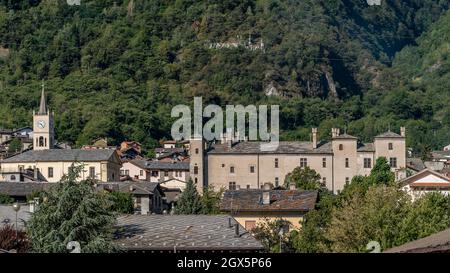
[375,131,404,138]
[220,190,318,212]
[332,133,357,139]
[384,228,450,253]
[144,161,190,170]
[114,215,263,251]
[406,157,426,171]
[209,141,333,154]
[2,149,116,163]
[0,182,54,197]
[96,181,161,195]
[357,143,375,152]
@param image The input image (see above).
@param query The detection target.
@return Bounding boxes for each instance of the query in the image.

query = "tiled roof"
[399,168,450,186]
[220,189,318,212]
[145,161,190,171]
[357,143,374,152]
[384,228,450,253]
[114,215,264,251]
[332,133,357,139]
[0,182,54,197]
[1,149,116,163]
[208,141,332,154]
[406,158,426,172]
[375,131,404,138]
[96,181,161,195]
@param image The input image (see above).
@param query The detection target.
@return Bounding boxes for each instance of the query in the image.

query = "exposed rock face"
[264,81,282,97]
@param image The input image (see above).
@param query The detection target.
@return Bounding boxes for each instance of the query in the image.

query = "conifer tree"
[26,164,119,253]
[175,179,203,214]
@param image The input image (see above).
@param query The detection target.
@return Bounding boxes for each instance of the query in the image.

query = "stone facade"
[192,127,407,193]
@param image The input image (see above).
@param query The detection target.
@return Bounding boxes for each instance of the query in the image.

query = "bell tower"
[33,81,54,150]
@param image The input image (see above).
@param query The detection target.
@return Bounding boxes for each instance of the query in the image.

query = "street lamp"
[12,202,21,244]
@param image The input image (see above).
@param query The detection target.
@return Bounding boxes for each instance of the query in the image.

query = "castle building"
[0,85,121,183]
[190,127,406,193]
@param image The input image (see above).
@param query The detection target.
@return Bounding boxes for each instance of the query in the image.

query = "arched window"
[339,144,344,151]
[10,175,16,181]
[39,136,44,147]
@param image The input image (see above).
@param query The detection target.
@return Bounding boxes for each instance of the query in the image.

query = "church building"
[0,85,121,183]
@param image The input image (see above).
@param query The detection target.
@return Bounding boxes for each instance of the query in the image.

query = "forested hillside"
[0,0,448,156]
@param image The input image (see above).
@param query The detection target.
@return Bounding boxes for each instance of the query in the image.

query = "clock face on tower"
[37,120,46,129]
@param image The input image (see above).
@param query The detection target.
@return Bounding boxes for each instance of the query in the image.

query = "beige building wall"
[332,138,358,192]
[232,211,306,230]
[0,160,120,182]
[207,153,334,191]
[374,138,406,172]
[356,151,375,177]
[121,162,148,181]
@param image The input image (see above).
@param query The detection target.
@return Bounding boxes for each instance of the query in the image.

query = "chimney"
[262,191,270,205]
[34,167,38,180]
[312,128,318,149]
[226,129,233,148]
[400,127,406,137]
[234,223,240,238]
[289,183,296,190]
[228,217,233,228]
[331,128,340,138]
[129,185,134,192]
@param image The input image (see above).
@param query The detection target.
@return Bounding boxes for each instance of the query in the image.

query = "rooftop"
[114,215,263,251]
[209,141,332,154]
[220,189,318,212]
[1,149,117,163]
[144,161,190,171]
[375,131,404,138]
[0,182,54,197]
[384,228,450,253]
[96,181,161,195]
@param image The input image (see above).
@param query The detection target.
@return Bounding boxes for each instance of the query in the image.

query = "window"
[274,158,279,168]
[140,170,143,176]
[48,167,53,178]
[221,164,225,168]
[125,170,129,176]
[389,157,397,168]
[388,143,393,150]
[339,144,343,150]
[322,177,326,185]
[120,170,125,176]
[164,171,169,177]
[250,165,255,173]
[151,171,158,177]
[39,136,44,147]
[322,158,327,168]
[194,166,198,175]
[89,167,95,178]
[195,148,199,154]
[194,178,198,184]
[345,158,349,168]
[174,171,178,177]
[229,182,236,190]
[230,166,235,173]
[10,175,16,181]
[345,177,350,183]
[364,158,372,168]
[300,158,308,168]
[245,221,257,231]
[246,185,250,189]
[275,177,279,187]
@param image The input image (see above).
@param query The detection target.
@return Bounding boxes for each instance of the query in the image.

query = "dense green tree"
[174,179,203,215]
[7,137,22,154]
[104,191,134,214]
[26,164,119,253]
[0,193,14,204]
[284,166,323,190]
[252,218,294,253]
[200,185,224,215]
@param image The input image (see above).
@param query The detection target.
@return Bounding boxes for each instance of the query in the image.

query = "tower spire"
[38,80,47,115]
